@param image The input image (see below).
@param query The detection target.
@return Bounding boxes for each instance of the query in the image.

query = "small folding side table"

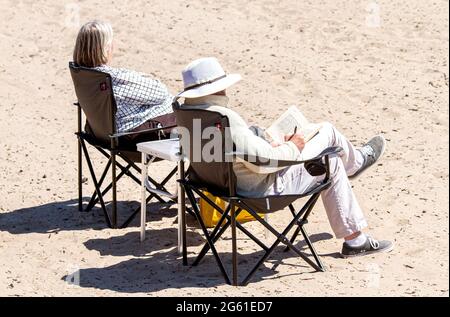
[136,138,187,264]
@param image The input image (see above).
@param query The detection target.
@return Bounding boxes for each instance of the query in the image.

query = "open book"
[265,106,322,144]
[236,106,322,174]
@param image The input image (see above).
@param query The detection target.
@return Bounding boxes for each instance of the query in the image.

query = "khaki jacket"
[183,95,300,197]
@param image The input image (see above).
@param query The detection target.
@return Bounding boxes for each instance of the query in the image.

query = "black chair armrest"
[225,146,343,168]
[109,125,177,139]
[303,146,342,177]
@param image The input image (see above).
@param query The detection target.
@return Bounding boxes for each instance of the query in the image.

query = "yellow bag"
[199,191,263,228]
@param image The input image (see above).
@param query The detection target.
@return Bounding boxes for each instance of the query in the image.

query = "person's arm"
[210,105,305,170]
[248,125,266,139]
[232,125,303,162]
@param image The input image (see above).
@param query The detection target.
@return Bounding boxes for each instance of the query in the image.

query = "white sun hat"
[177,57,241,98]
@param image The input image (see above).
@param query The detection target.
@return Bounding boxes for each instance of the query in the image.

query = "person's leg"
[275,156,393,257]
[319,156,368,239]
[273,158,367,239]
[273,122,393,256]
[317,149,392,256]
[300,122,364,177]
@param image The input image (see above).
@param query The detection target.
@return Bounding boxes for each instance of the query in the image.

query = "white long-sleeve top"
[183,95,301,197]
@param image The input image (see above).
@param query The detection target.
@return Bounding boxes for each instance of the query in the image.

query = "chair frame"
[71,63,177,229]
[174,101,342,285]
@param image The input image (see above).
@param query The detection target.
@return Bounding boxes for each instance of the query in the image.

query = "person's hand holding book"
[284,132,305,151]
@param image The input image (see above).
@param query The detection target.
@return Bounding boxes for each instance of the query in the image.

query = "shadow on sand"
[65,231,334,292]
[1,198,337,292]
[0,198,177,234]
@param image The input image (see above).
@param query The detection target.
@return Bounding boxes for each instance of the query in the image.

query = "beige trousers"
[268,122,368,239]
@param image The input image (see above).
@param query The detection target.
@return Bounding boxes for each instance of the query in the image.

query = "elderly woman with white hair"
[73,20,176,142]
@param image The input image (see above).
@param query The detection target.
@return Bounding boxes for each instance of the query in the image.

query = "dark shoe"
[349,135,386,179]
[341,236,394,258]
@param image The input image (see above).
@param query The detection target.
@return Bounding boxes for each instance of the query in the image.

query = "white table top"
[136,138,183,162]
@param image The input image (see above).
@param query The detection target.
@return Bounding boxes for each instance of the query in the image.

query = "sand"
[0,0,448,296]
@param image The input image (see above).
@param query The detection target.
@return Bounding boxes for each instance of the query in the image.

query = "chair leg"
[191,188,269,263]
[79,142,177,228]
[300,226,326,271]
[84,158,174,228]
[185,187,231,285]
[77,137,83,212]
[284,194,320,252]
[111,151,118,228]
[121,154,175,197]
[85,163,132,212]
[179,160,188,266]
[150,165,178,200]
[118,165,178,229]
[182,184,325,285]
[182,212,188,266]
[77,105,83,212]
[80,140,113,228]
[230,201,238,286]
[118,156,177,203]
[190,205,269,266]
[193,207,262,269]
[192,204,232,266]
[284,226,302,253]
[239,197,322,285]
[240,234,281,286]
[85,158,113,211]
[119,191,158,229]
[97,149,165,202]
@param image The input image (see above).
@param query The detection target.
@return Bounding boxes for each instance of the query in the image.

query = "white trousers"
[268,122,368,239]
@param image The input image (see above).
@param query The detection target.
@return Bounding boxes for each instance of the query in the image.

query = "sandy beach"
[0,0,448,296]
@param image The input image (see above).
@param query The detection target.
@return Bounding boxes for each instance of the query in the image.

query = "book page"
[265,106,320,143]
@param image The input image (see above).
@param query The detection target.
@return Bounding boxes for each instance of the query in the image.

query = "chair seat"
[78,131,169,163]
[78,131,136,151]
[185,177,331,214]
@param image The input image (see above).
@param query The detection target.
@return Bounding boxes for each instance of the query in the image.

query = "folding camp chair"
[173,101,342,286]
[69,62,178,229]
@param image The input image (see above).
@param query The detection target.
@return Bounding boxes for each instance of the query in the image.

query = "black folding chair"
[173,101,342,286]
[69,62,178,229]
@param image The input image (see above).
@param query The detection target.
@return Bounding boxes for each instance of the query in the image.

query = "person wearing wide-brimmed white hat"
[176,57,393,258]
